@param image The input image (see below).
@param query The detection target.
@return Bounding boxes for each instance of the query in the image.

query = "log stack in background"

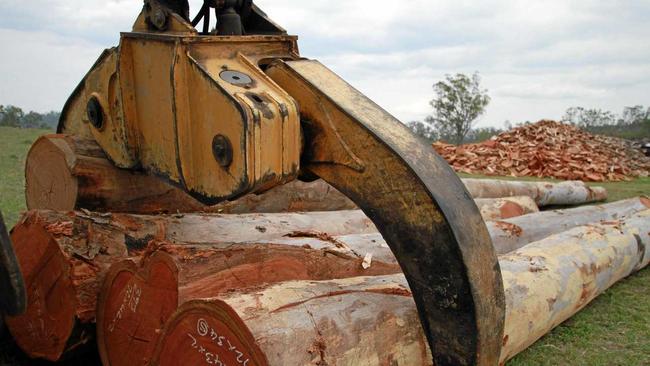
[7,132,649,365]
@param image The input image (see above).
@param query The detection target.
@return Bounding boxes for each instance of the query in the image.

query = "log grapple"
[32,1,505,364]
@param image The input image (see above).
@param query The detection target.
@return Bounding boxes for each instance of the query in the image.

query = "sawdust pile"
[432,120,650,182]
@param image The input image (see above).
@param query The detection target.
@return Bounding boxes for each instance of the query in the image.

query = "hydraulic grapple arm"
[57,2,505,365]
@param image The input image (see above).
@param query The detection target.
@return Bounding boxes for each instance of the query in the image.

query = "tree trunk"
[474,196,539,221]
[149,210,650,366]
[25,134,205,214]
[211,180,356,213]
[462,178,608,206]
[27,135,601,216]
[3,209,376,361]
[96,238,401,366]
[151,275,431,366]
[25,135,356,214]
[488,196,650,254]
[498,210,650,364]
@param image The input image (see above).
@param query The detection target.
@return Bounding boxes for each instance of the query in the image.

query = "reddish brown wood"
[3,210,150,361]
[4,209,376,361]
[150,275,429,366]
[96,238,401,366]
[25,134,206,213]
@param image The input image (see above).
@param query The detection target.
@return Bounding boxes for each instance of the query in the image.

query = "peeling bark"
[96,240,402,366]
[488,197,650,254]
[474,196,539,221]
[498,210,650,363]
[3,209,376,361]
[151,275,432,366]
[145,211,650,365]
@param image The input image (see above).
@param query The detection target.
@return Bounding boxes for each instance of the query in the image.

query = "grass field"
[0,127,649,365]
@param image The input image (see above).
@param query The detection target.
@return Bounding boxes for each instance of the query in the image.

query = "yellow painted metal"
[59,11,301,202]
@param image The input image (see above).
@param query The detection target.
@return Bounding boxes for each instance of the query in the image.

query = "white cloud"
[0,29,104,113]
[0,0,648,128]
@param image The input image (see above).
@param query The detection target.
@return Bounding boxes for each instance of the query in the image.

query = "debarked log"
[96,237,401,366]
[149,210,650,365]
[488,196,650,254]
[474,196,539,221]
[4,209,376,361]
[462,178,607,206]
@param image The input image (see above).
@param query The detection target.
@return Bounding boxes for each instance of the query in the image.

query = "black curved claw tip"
[0,212,26,316]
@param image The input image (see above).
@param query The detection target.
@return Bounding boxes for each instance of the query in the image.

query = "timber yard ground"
[0,126,649,365]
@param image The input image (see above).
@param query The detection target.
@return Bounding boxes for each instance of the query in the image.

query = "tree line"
[407,72,649,145]
[0,105,60,130]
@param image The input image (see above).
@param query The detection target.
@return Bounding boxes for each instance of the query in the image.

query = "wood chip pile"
[432,120,650,182]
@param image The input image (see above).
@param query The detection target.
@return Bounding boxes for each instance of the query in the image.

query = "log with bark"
[25,135,356,214]
[149,210,650,366]
[25,134,205,213]
[96,237,401,366]
[3,209,376,361]
[462,178,608,206]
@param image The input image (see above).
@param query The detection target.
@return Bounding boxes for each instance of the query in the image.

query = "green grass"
[0,128,649,365]
[0,127,52,227]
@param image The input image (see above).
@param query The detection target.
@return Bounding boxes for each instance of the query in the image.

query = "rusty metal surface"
[0,212,25,316]
[266,59,505,366]
[59,27,301,204]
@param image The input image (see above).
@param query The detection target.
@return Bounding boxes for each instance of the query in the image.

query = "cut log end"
[4,216,77,361]
[152,300,268,366]
[498,201,526,219]
[97,243,402,365]
[640,196,650,208]
[97,253,179,366]
[25,136,78,211]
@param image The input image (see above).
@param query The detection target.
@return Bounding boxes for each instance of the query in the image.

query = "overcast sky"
[0,0,648,128]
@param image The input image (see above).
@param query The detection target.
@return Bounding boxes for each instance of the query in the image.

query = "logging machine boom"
[8,1,506,365]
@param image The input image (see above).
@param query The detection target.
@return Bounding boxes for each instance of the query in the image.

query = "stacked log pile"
[3,137,648,365]
[115,211,650,366]
[433,120,650,181]
[26,135,608,217]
